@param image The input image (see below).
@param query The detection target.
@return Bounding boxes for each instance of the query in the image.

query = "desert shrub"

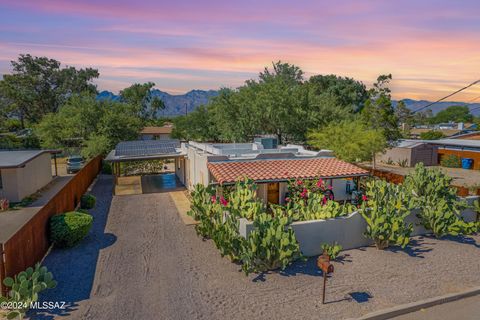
[50,211,93,248]
[321,242,343,260]
[122,159,164,176]
[360,180,412,249]
[102,161,112,174]
[241,211,302,275]
[420,130,445,140]
[403,163,478,237]
[440,154,462,168]
[80,194,96,209]
[0,263,57,320]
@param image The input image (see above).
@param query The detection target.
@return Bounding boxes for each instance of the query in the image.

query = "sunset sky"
[1,0,480,101]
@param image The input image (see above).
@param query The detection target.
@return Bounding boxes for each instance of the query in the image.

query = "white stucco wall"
[239,196,479,256]
[0,153,52,202]
[185,147,210,189]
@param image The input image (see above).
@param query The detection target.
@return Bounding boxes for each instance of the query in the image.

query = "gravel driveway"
[31,175,480,319]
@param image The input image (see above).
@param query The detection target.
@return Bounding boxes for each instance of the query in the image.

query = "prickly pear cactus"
[0,263,57,319]
[228,177,264,220]
[359,179,412,249]
[290,192,354,221]
[403,163,478,237]
[241,212,302,274]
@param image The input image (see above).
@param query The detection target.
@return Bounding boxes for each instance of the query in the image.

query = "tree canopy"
[0,54,99,128]
[172,61,371,144]
[429,105,473,124]
[307,120,387,163]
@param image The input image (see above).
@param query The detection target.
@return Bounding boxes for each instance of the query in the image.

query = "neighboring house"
[0,150,54,202]
[409,122,477,139]
[379,138,480,169]
[139,124,173,140]
[106,138,370,203]
[378,141,438,167]
[430,139,480,170]
[450,131,480,140]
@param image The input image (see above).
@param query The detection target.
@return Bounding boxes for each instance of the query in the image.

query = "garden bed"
[239,196,479,256]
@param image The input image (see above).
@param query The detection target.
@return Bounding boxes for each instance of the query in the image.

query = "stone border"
[353,286,480,320]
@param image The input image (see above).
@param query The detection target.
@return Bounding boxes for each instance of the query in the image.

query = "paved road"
[391,295,480,320]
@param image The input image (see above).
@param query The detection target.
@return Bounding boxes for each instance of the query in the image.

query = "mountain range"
[97,90,480,117]
[97,89,218,116]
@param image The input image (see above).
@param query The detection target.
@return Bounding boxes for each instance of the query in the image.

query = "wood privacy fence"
[0,156,102,295]
[368,168,480,196]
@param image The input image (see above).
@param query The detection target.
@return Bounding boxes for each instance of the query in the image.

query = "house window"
[0,170,3,189]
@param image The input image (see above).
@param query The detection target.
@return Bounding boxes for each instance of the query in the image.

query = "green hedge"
[440,154,462,168]
[50,211,93,248]
[80,194,96,209]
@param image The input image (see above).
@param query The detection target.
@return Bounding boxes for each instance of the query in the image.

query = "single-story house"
[106,138,370,203]
[0,150,56,202]
[409,122,477,139]
[139,124,173,140]
[181,140,369,204]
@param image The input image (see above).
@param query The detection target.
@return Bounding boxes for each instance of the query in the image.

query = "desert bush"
[360,180,412,249]
[321,242,343,260]
[50,211,93,248]
[80,194,96,209]
[440,154,462,168]
[0,263,57,319]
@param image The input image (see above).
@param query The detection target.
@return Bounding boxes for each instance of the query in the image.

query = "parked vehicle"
[66,156,85,174]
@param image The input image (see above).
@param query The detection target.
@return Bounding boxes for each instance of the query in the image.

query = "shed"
[0,150,56,202]
[378,141,438,167]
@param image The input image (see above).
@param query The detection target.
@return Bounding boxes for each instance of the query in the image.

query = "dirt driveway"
[32,175,480,320]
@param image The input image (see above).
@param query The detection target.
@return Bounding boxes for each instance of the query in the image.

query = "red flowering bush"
[287,177,329,204]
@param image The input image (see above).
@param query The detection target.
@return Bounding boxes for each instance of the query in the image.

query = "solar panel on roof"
[115,140,180,157]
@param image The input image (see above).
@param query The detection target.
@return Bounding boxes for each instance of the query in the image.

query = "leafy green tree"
[119,82,165,120]
[429,105,473,124]
[362,74,401,142]
[36,93,142,157]
[307,120,387,162]
[395,100,414,126]
[419,130,445,140]
[307,74,368,112]
[172,105,219,141]
[0,54,98,127]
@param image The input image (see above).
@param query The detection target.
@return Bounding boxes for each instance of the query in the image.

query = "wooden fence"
[0,156,102,295]
[368,168,480,196]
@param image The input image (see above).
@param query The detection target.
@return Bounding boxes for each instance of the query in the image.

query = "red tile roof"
[208,158,369,184]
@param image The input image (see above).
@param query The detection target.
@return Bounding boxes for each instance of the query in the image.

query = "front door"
[267,182,279,204]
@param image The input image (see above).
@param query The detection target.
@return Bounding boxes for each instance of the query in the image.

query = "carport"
[105,140,186,195]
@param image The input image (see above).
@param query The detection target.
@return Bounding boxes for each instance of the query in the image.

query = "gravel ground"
[30,175,480,319]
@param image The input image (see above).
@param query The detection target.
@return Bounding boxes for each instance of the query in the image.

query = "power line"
[412,79,480,113]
